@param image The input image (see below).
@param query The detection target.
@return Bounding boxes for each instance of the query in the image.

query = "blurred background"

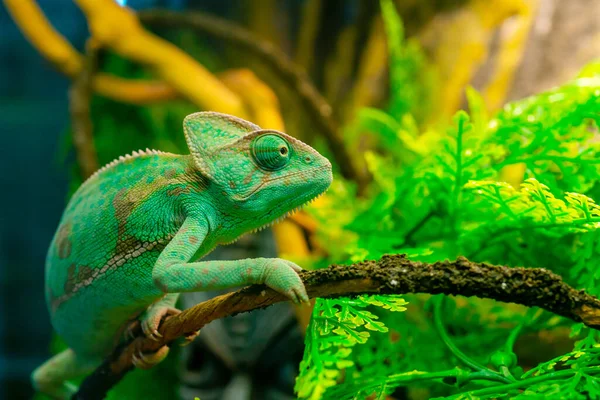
[1,0,599,399]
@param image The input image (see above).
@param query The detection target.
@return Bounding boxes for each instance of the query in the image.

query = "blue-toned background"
[1,1,79,396]
[0,1,251,398]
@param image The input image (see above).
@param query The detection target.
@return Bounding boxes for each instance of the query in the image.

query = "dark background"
[1,1,79,396]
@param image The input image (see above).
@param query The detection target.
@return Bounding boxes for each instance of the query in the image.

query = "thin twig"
[69,39,99,179]
[74,254,600,399]
[401,210,437,247]
[138,9,369,191]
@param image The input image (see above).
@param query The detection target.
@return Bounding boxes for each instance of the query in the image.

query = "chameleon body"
[32,112,332,399]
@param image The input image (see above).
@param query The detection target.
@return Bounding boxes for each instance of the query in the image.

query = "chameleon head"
[183,112,332,229]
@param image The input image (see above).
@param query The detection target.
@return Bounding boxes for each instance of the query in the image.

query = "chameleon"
[32,111,333,399]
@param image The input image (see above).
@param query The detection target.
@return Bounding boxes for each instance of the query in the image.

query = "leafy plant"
[380,0,437,125]
[296,1,600,398]
[295,295,408,400]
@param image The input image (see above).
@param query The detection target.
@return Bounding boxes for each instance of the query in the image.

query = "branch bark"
[74,254,600,399]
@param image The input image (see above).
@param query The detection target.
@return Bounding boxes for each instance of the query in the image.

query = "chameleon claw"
[179,330,200,346]
[132,350,151,369]
[140,306,180,342]
[138,351,149,364]
[124,320,141,341]
[132,352,141,368]
[287,262,303,273]
[288,286,309,304]
[141,320,163,341]
[299,290,309,304]
[126,328,136,340]
[288,289,301,305]
[131,346,170,370]
[145,328,161,341]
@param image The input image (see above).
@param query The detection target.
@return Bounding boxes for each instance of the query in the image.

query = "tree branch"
[73,0,247,116]
[74,254,600,399]
[69,40,100,179]
[6,0,367,188]
[3,0,177,104]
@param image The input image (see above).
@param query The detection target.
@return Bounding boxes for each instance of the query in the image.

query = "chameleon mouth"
[250,164,331,232]
[218,190,325,245]
[235,165,330,201]
[248,190,326,234]
[217,164,330,244]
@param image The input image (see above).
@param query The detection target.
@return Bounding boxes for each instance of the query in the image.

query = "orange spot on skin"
[56,223,72,259]
[202,268,209,274]
[189,236,198,244]
[156,280,169,293]
[167,186,191,197]
[243,167,258,184]
[64,263,77,293]
[164,168,177,179]
[77,266,93,281]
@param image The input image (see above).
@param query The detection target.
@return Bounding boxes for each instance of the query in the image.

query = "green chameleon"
[32,112,332,399]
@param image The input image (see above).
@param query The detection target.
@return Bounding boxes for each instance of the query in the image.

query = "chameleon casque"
[32,111,333,399]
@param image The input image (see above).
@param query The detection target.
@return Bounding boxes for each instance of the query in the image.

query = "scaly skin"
[32,112,332,399]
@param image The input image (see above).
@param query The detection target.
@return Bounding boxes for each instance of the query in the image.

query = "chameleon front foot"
[263,259,309,304]
[132,346,170,370]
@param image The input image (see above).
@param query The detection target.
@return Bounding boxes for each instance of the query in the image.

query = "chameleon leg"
[31,348,99,400]
[154,257,309,304]
[152,217,309,304]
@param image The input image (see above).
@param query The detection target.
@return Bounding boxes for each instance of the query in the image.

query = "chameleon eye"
[251,134,291,171]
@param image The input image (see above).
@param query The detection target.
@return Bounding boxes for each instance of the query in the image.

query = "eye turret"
[251,134,291,171]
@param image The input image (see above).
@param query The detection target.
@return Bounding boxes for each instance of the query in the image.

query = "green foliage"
[440,346,600,400]
[297,13,600,396]
[488,78,600,195]
[295,295,407,400]
[461,179,600,266]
